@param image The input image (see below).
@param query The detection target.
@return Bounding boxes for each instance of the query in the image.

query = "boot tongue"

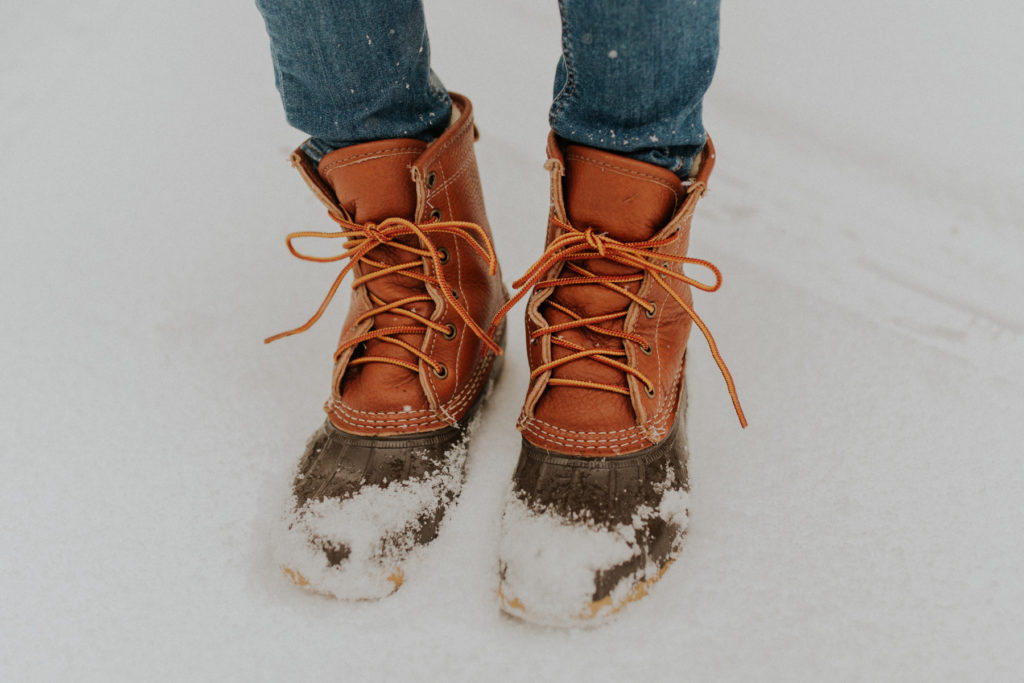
[316,139,432,413]
[559,143,686,305]
[563,144,684,241]
[317,138,427,223]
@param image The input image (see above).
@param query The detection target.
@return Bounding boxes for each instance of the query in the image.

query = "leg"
[257,2,507,599]
[550,0,720,177]
[495,0,740,625]
[255,0,451,160]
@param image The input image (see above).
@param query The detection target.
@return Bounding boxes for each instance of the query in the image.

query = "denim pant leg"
[551,0,720,177]
[255,0,452,161]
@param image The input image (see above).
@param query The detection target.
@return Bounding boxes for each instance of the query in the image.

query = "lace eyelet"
[426,171,437,188]
[644,302,657,318]
[441,323,457,340]
[644,384,656,398]
[640,341,653,355]
[432,363,448,379]
[429,208,442,221]
[437,247,449,265]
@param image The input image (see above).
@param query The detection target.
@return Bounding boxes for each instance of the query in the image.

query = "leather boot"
[493,133,744,625]
[268,93,507,599]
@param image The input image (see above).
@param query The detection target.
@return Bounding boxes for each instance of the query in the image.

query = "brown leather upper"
[518,134,715,456]
[290,93,506,436]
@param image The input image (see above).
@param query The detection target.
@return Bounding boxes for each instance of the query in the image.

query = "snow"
[2,0,1023,680]
[500,494,637,617]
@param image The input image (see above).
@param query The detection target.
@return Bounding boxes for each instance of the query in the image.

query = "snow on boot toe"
[497,488,689,626]
[273,416,477,600]
[496,426,690,626]
[276,476,450,600]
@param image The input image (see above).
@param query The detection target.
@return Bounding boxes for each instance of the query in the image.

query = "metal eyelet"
[644,384,656,398]
[437,247,449,265]
[441,323,457,340]
[640,341,653,355]
[429,208,442,221]
[644,302,657,318]
[432,363,448,379]
[426,171,437,188]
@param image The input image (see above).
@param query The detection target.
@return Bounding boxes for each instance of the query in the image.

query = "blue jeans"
[255,0,718,177]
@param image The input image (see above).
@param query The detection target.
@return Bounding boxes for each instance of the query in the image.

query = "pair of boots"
[267,93,744,627]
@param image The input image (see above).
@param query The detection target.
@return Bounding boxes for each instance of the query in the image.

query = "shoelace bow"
[488,217,747,427]
[265,215,502,377]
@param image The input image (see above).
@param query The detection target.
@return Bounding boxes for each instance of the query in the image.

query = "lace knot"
[583,228,607,256]
[362,223,389,245]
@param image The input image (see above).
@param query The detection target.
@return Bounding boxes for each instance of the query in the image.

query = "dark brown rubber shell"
[509,388,689,602]
[290,350,503,564]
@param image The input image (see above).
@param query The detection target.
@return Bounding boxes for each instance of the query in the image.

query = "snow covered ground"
[2,0,1023,680]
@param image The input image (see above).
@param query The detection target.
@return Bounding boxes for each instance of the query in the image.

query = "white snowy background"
[2,0,1023,680]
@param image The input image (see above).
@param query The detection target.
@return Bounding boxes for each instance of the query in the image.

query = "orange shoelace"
[265,215,502,377]
[488,217,747,427]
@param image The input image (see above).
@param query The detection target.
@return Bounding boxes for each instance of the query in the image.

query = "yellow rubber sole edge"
[282,566,405,597]
[498,559,675,625]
